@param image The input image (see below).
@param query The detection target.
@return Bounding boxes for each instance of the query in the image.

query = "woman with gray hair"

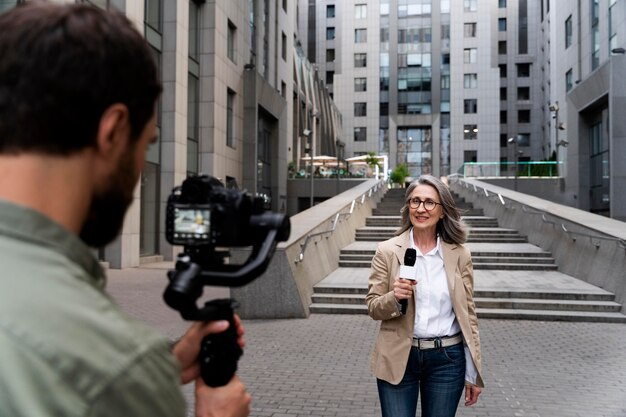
[366,175,483,417]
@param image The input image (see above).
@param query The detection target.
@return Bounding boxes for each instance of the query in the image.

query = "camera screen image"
[173,208,211,241]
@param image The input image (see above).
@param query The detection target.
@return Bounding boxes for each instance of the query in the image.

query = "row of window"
[326,0,507,21]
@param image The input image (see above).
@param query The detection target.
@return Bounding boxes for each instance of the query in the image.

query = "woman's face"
[407,184,444,234]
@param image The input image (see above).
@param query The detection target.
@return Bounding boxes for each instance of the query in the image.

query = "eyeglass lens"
[410,198,436,210]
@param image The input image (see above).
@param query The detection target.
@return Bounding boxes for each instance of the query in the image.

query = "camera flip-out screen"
[173,206,211,243]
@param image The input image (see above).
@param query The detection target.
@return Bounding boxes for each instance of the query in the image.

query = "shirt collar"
[0,199,106,288]
[409,227,443,259]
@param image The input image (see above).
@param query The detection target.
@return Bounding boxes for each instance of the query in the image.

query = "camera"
[166,175,289,248]
[163,175,290,387]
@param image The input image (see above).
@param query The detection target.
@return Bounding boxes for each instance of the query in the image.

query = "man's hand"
[195,375,251,417]
[464,383,481,406]
[172,316,246,384]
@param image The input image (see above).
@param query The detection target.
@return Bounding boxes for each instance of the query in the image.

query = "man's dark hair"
[0,2,162,155]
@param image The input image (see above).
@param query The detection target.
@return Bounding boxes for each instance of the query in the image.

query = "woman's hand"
[393,277,416,302]
[464,383,481,406]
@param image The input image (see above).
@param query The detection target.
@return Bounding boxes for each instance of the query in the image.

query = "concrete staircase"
[310,188,626,322]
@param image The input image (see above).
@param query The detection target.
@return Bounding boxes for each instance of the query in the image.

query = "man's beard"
[80,151,138,248]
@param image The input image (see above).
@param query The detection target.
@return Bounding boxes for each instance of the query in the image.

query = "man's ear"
[95,103,131,158]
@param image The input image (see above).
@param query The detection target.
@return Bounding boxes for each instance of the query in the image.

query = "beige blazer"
[366,229,484,387]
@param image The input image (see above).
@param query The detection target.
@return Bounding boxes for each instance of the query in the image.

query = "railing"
[459,161,562,178]
[294,180,385,263]
[449,175,626,251]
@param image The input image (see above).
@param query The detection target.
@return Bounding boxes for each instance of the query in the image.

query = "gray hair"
[394,175,468,245]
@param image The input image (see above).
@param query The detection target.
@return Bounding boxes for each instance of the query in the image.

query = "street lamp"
[507,136,524,191]
[556,139,569,177]
[335,139,345,195]
[550,101,566,175]
[302,129,313,208]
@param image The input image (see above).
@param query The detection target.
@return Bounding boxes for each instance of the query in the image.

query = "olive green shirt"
[0,200,186,416]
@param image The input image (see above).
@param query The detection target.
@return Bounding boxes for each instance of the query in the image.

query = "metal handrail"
[294,180,384,263]
[452,177,626,251]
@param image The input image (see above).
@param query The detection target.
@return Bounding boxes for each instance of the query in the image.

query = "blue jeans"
[377,343,465,417]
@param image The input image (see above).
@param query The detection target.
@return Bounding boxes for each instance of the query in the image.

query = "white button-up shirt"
[409,228,478,385]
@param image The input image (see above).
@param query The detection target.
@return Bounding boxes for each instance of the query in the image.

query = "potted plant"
[390,163,409,187]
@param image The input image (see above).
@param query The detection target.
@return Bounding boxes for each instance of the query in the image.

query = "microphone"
[399,248,417,315]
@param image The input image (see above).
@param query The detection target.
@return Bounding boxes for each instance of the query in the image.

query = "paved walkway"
[107,265,626,417]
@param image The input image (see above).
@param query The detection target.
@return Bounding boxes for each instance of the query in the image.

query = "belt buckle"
[434,337,442,349]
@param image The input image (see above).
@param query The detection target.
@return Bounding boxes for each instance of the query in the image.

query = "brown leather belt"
[412,333,463,350]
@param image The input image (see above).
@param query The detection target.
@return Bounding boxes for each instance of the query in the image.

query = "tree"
[390,164,409,187]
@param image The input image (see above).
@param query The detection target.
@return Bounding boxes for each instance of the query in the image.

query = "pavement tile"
[107,267,626,417]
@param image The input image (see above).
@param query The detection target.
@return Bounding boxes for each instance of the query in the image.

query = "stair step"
[308,190,626,323]
[310,303,368,315]
[473,256,555,264]
[474,290,615,301]
[473,262,558,270]
[476,308,626,323]
[311,293,365,305]
[474,298,622,312]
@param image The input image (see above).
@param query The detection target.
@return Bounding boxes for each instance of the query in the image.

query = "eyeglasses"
[408,198,442,211]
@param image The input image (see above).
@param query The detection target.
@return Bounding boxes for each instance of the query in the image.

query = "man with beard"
[0,3,250,417]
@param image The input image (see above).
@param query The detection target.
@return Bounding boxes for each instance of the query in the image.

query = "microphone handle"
[400,299,408,315]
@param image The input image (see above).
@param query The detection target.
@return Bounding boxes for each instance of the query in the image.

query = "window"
[326,49,335,62]
[500,111,507,124]
[326,4,335,18]
[499,64,507,78]
[499,0,506,7]
[591,0,600,69]
[463,48,477,64]
[566,69,573,91]
[326,27,335,40]
[354,102,367,117]
[464,151,477,163]
[464,125,478,140]
[380,1,389,15]
[282,0,286,11]
[517,87,530,100]
[464,23,477,37]
[441,75,450,89]
[226,89,235,149]
[355,29,367,43]
[518,110,531,123]
[464,0,477,12]
[326,71,334,85]
[464,99,477,114]
[227,20,236,63]
[188,0,199,61]
[354,127,367,142]
[565,15,572,48]
[441,24,450,40]
[517,63,530,77]
[354,53,367,67]
[281,32,286,61]
[498,41,507,54]
[498,18,507,31]
[500,87,507,101]
[500,134,509,147]
[464,73,477,89]
[354,77,367,92]
[380,28,390,42]
[355,4,366,19]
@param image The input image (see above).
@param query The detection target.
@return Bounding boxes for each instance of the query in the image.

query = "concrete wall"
[286,178,368,216]
[449,177,626,312]
[478,177,568,206]
[232,179,386,318]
